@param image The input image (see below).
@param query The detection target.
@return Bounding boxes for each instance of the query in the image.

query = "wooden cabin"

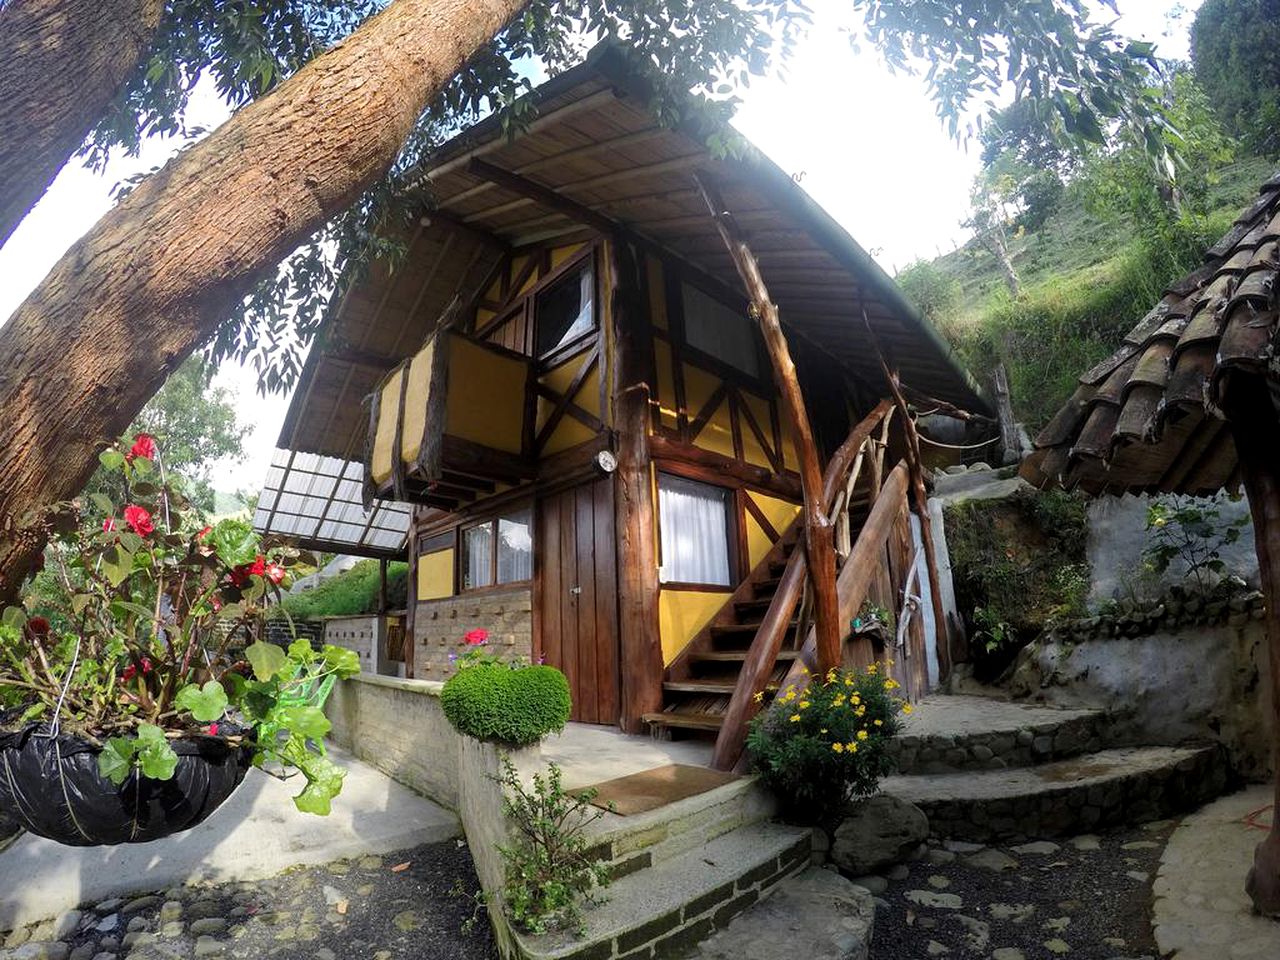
[255,44,989,763]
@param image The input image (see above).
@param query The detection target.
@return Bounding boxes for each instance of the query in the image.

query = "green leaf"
[71,594,94,615]
[98,738,137,785]
[292,754,346,816]
[99,449,125,471]
[282,705,330,741]
[287,639,316,664]
[89,493,114,515]
[209,518,259,568]
[322,645,361,679]
[101,545,134,587]
[176,681,230,723]
[1,606,26,630]
[246,641,288,681]
[133,722,178,780]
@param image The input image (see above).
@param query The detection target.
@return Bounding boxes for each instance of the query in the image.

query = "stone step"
[583,776,777,876]
[881,743,1228,844]
[689,866,875,960]
[885,694,1110,774]
[514,820,812,960]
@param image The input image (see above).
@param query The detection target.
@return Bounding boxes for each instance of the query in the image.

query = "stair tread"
[711,621,797,635]
[663,679,778,695]
[516,820,811,959]
[691,649,801,662]
[897,693,1105,739]
[644,712,725,731]
[882,744,1220,804]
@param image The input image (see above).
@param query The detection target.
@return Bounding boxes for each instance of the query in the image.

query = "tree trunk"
[0,0,165,247]
[0,0,527,606]
[980,225,1021,299]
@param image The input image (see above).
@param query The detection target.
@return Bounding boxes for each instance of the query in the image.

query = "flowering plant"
[745,661,908,825]
[0,435,360,815]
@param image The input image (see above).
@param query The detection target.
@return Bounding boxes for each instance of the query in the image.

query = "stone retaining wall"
[326,674,461,810]
[885,712,1109,775]
[414,587,533,682]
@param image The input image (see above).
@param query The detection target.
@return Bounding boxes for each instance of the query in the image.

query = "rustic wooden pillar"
[403,515,418,679]
[610,239,664,733]
[378,557,389,615]
[696,174,842,674]
[993,363,1021,466]
[1229,376,1280,916]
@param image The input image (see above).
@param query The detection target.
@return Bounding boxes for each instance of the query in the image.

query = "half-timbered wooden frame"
[255,43,990,769]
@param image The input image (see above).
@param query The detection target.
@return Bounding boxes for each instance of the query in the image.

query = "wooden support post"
[403,514,418,679]
[993,363,1021,466]
[378,557,389,615]
[696,173,842,675]
[1230,377,1280,916]
[610,239,664,733]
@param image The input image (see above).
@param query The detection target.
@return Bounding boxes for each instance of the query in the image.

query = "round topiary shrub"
[440,663,572,746]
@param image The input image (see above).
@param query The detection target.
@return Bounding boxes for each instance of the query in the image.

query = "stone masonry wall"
[326,674,461,810]
[414,587,532,681]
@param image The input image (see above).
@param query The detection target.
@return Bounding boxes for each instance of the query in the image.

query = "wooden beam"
[695,171,842,674]
[1229,375,1280,916]
[610,239,665,733]
[467,158,619,236]
[650,434,802,500]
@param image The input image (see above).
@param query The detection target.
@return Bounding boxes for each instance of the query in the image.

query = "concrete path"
[0,745,459,931]
[1154,785,1280,958]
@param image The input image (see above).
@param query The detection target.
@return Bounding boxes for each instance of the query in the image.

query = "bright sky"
[0,0,1197,497]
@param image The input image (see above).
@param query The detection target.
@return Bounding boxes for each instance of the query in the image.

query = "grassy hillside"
[904,156,1276,430]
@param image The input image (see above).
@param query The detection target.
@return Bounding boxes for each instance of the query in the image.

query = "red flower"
[121,664,137,682]
[265,561,286,585]
[140,657,153,674]
[207,722,220,737]
[249,555,266,577]
[123,505,154,537]
[127,433,158,462]
[464,629,489,646]
[196,526,212,541]
[26,617,50,635]
[102,517,117,533]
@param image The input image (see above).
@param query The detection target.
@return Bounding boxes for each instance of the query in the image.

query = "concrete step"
[885,694,1110,774]
[514,820,812,960]
[584,776,778,877]
[881,743,1228,844]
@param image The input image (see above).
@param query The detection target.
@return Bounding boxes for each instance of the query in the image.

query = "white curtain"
[659,475,731,585]
[465,524,493,589]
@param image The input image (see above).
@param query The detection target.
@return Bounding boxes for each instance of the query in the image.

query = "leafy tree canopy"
[1191,0,1280,156]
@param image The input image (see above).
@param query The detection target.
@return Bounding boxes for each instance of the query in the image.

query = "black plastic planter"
[0,724,252,846]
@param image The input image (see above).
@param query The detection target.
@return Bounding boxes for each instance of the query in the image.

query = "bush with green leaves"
[273,558,408,620]
[0,433,360,815]
[496,758,611,936]
[1144,494,1250,593]
[746,663,907,826]
[441,661,571,746]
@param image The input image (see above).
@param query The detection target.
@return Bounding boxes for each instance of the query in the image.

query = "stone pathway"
[867,823,1174,959]
[1154,785,1280,959]
[0,841,497,960]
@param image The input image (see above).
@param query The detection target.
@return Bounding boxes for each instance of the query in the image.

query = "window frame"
[458,503,535,594]
[666,269,769,389]
[531,247,599,366]
[655,470,739,592]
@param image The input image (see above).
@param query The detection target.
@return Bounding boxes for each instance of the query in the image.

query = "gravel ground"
[1,840,498,960]
[869,821,1175,960]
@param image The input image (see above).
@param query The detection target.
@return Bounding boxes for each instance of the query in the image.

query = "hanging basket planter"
[0,723,253,847]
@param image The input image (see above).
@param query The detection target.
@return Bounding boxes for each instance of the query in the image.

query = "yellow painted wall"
[745,490,801,570]
[659,590,726,664]
[417,549,455,600]
[444,335,525,454]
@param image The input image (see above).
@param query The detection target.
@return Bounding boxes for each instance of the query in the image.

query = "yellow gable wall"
[659,590,725,665]
[417,549,455,600]
[445,336,525,454]
[745,491,801,569]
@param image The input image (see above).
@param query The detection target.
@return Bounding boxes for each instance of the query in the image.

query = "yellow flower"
[832,742,845,753]
[833,694,846,707]
[857,729,869,741]
[825,668,837,683]
[851,694,862,705]
[902,703,914,715]
[874,719,883,727]
[753,691,764,703]
[855,705,866,717]
[789,714,801,723]
[885,658,895,667]
[867,662,878,674]
[845,742,859,753]
[844,677,854,687]
[820,728,828,734]
[885,679,900,690]
[798,700,810,710]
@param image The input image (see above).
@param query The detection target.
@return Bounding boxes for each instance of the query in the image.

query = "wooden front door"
[539,478,621,725]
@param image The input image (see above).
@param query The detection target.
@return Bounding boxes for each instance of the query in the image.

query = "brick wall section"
[414,586,533,681]
[324,616,378,671]
[326,674,461,810]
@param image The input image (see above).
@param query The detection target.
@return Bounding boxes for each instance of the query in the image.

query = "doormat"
[581,764,738,816]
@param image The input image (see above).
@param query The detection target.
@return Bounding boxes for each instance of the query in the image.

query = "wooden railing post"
[696,173,841,675]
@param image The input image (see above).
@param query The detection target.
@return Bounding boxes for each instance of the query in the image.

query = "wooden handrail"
[709,400,895,771]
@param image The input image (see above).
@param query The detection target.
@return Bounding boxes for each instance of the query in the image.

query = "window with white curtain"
[680,281,761,378]
[462,507,533,589]
[658,474,733,586]
[536,262,595,356]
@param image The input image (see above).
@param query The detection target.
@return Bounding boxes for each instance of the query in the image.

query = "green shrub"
[440,663,571,745]
[273,559,408,620]
[746,664,906,826]
[496,759,611,935]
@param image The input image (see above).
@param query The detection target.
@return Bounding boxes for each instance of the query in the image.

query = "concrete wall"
[414,586,533,681]
[1086,493,1258,610]
[1005,622,1274,782]
[324,616,379,671]
[326,674,462,810]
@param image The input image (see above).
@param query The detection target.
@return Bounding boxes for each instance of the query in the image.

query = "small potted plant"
[851,599,894,645]
[0,435,360,847]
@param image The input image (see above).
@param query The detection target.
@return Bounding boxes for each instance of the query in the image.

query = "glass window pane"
[497,508,534,583]
[658,475,732,586]
[536,264,595,355]
[681,282,760,377]
[464,524,494,589]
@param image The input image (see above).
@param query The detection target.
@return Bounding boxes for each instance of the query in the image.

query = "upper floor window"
[680,281,761,379]
[536,263,595,357]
